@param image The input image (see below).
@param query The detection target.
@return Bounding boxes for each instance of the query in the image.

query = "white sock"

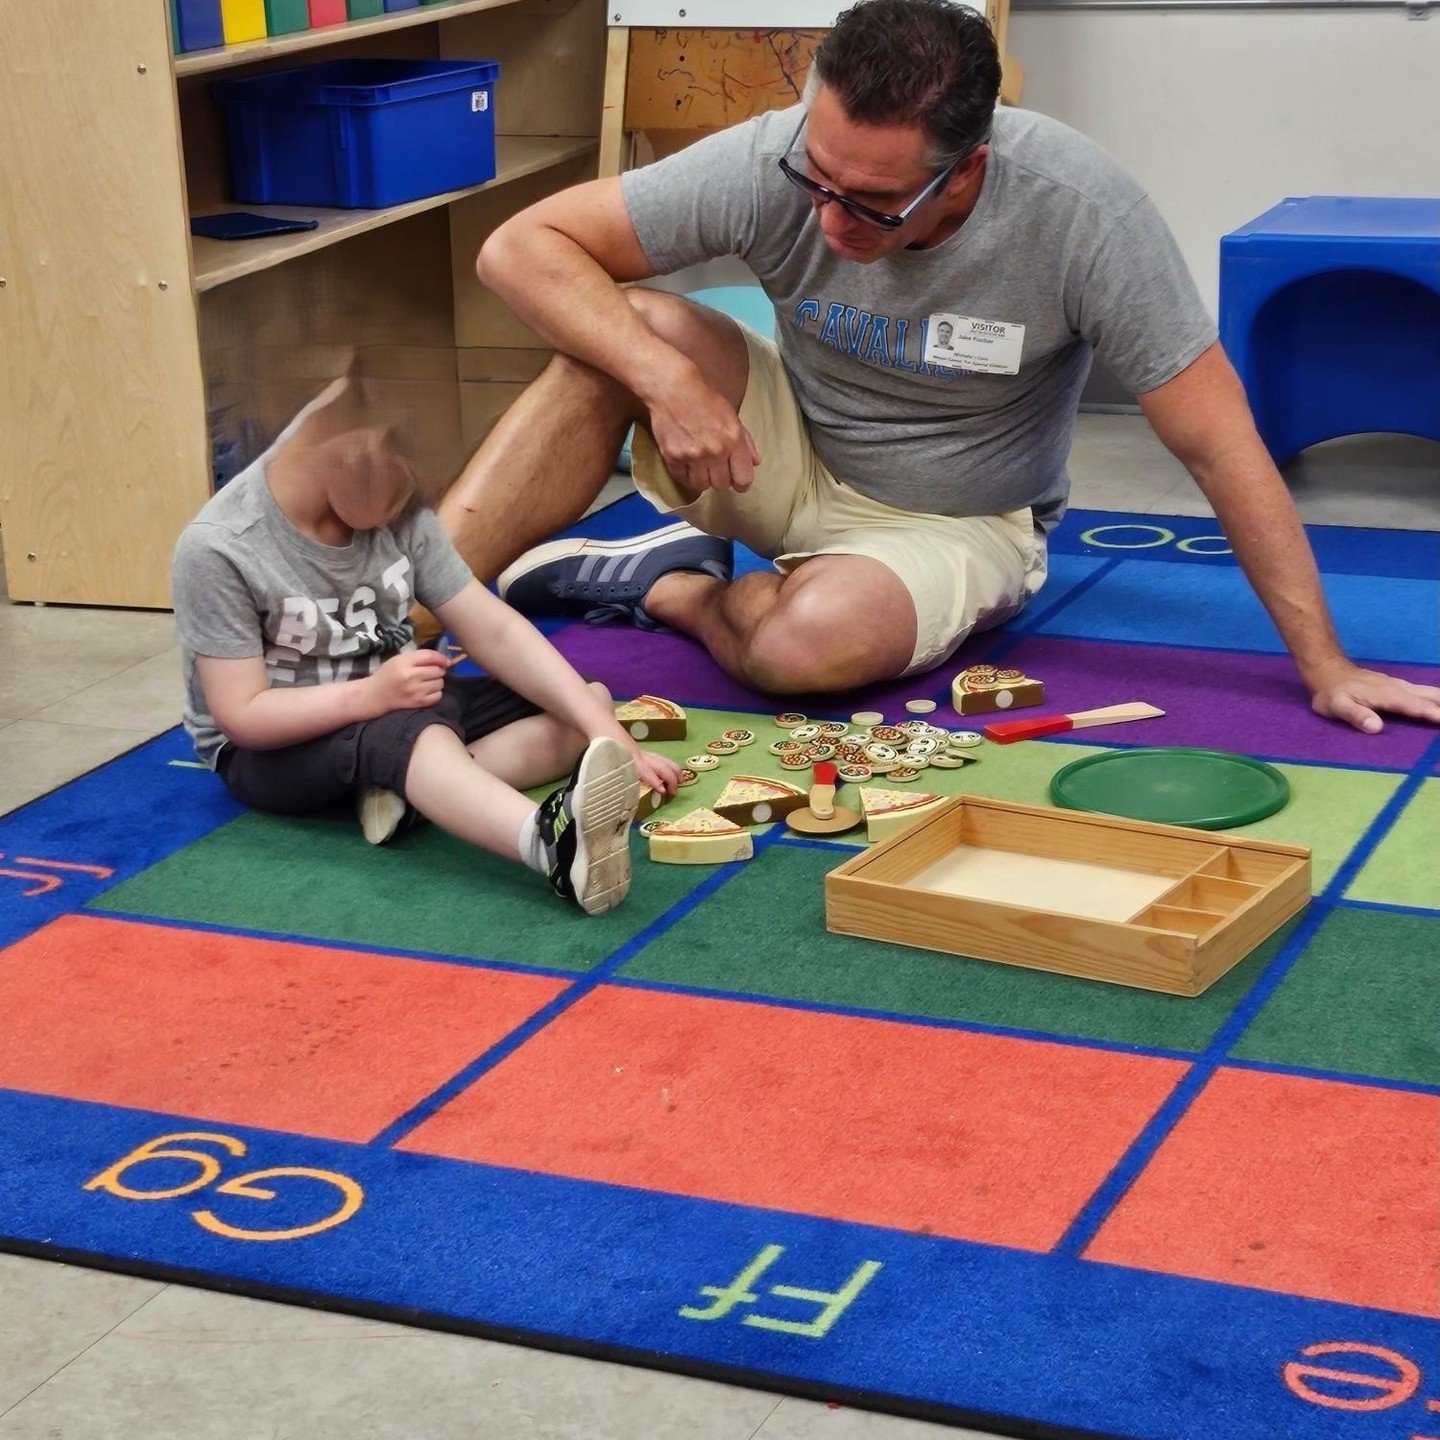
[517,809,549,874]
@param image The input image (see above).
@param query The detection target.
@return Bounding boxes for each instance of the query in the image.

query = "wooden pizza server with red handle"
[984,702,1165,744]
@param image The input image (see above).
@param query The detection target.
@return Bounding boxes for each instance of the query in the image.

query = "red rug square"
[399,984,1187,1251]
[1084,1066,1440,1316]
[0,914,566,1141]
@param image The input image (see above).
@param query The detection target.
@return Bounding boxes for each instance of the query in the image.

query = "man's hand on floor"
[1308,660,1440,734]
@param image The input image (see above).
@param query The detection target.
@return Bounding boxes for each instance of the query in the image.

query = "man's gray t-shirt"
[172,461,473,766]
[621,105,1216,529]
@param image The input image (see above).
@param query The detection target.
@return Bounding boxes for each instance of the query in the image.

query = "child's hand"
[633,747,682,796]
[370,650,449,712]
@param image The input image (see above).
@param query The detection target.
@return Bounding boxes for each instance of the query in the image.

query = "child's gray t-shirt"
[620,105,1216,530]
[172,461,473,766]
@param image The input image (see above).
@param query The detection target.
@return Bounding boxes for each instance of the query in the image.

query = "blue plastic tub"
[213,58,500,209]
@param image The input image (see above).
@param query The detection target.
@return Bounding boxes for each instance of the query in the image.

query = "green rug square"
[1231,906,1440,1086]
[619,840,1299,1053]
[1345,780,1439,911]
[96,809,707,971]
[615,722,1398,896]
[1230,762,1403,893]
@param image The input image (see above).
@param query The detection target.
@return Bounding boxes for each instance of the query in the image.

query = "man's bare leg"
[437,358,639,586]
[437,290,752,585]
[644,554,919,693]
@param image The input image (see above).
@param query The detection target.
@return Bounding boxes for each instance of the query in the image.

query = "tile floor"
[0,418,1434,1438]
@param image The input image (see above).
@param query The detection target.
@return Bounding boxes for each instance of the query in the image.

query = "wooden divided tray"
[824,796,1310,995]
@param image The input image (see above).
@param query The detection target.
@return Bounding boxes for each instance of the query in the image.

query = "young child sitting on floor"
[172,382,679,916]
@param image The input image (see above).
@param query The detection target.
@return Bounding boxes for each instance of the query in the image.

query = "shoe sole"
[496,521,700,602]
[358,787,409,846]
[566,737,640,916]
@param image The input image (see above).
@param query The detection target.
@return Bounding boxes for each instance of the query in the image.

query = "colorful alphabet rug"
[1,499,1436,1439]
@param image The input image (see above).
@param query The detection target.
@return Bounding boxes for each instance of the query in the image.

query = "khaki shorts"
[631,325,1048,675]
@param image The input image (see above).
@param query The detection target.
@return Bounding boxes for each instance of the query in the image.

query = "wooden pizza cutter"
[785,761,863,837]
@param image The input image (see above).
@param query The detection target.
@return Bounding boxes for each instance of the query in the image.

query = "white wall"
[1007,6,1440,312]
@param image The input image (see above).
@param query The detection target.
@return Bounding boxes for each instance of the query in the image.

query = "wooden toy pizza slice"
[646,807,754,865]
[858,786,951,842]
[712,774,809,826]
[614,695,687,741]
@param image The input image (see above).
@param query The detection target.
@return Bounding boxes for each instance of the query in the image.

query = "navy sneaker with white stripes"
[496,521,732,631]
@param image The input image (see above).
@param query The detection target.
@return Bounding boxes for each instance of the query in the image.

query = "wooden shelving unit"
[173,0,526,77]
[0,0,605,608]
[192,134,597,290]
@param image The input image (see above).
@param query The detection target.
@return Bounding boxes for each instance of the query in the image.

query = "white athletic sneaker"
[533,736,640,915]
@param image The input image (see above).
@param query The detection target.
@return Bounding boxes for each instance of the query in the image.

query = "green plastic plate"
[1049,747,1290,830]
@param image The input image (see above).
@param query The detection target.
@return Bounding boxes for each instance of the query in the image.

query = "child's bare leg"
[466,682,612,790]
[403,724,534,859]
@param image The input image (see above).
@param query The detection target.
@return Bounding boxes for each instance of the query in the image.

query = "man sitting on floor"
[436,0,1438,735]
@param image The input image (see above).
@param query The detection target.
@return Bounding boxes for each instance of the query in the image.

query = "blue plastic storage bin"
[213,58,500,209]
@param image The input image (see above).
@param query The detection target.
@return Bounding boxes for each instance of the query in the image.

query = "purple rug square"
[547,623,994,720]
[997,636,1439,769]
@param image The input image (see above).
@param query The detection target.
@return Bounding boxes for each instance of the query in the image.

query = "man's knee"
[742,602,892,695]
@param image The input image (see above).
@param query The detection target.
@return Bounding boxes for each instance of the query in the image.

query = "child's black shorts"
[215,673,542,814]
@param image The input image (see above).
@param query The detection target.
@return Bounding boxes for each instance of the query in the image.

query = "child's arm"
[437,580,681,792]
[197,650,450,751]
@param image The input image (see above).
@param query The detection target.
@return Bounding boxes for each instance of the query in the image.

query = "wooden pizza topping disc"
[850,711,884,727]
[869,725,908,744]
[905,698,938,714]
[706,738,740,755]
[948,730,984,749]
[774,712,808,728]
[791,723,822,742]
[676,768,699,787]
[722,728,757,747]
[685,753,720,770]
[927,751,972,768]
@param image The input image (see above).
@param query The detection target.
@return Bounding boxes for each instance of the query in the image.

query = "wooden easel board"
[825,796,1311,996]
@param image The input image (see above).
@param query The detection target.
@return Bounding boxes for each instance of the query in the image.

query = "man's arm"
[477,177,758,493]
[1138,343,1440,733]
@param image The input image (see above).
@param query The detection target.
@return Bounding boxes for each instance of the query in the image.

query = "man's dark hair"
[812,0,1001,168]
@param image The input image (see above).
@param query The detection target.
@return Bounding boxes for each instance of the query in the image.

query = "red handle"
[983,714,1074,744]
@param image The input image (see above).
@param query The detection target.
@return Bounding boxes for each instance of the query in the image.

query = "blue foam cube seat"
[1219,196,1440,466]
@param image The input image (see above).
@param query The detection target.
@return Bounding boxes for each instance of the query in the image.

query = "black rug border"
[1,1232,1125,1440]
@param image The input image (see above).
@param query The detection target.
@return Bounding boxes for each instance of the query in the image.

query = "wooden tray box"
[824,796,1310,996]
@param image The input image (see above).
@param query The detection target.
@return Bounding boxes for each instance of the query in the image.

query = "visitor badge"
[924,313,1025,375]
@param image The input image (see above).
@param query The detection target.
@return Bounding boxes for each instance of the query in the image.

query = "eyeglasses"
[776,116,959,231]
